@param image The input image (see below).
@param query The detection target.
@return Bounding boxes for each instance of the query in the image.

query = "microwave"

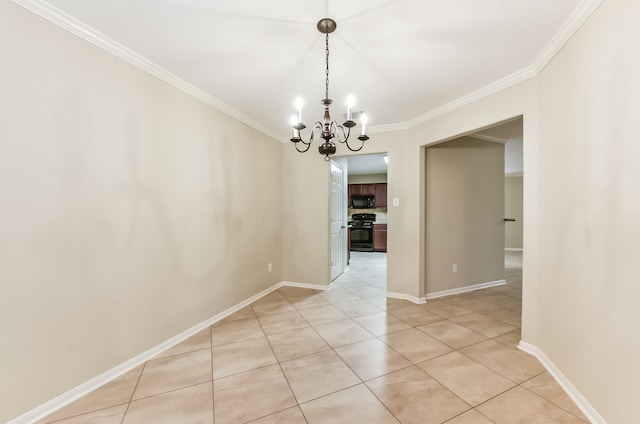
[351,194,375,209]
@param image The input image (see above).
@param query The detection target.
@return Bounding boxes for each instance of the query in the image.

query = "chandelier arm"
[345,136,366,152]
[296,121,324,144]
[294,140,312,153]
[335,123,350,144]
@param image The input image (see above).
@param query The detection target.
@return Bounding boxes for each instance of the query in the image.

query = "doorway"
[330,153,388,292]
[423,116,523,325]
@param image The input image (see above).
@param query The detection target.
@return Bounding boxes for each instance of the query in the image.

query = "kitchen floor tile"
[477,386,587,423]
[419,302,473,319]
[320,287,362,303]
[267,327,331,362]
[296,304,349,326]
[213,364,296,424]
[212,336,277,379]
[354,311,412,336]
[154,328,212,359]
[279,350,361,403]
[334,338,412,381]
[248,406,307,424]
[417,320,487,350]
[333,298,382,317]
[381,328,452,363]
[479,305,523,327]
[492,329,522,348]
[132,349,211,400]
[444,409,494,424]
[299,384,399,424]
[418,351,515,406]
[251,298,297,316]
[313,318,374,348]
[124,382,213,424]
[450,312,517,338]
[287,293,331,309]
[40,404,127,424]
[210,316,265,347]
[366,366,470,424]
[388,305,444,326]
[257,310,310,335]
[460,339,545,383]
[522,372,589,421]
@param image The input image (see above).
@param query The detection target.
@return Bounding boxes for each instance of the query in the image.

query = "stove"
[350,213,376,251]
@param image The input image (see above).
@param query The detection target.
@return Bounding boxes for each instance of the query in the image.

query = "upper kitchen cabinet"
[348,183,387,208]
[374,183,387,208]
[348,184,375,197]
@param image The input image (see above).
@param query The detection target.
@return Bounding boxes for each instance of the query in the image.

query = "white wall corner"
[425,279,506,300]
[387,291,426,304]
[518,341,608,424]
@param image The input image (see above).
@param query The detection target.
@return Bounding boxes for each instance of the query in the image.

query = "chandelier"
[290,18,369,161]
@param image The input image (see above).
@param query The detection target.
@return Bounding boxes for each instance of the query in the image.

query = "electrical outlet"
[268,263,273,273]
[452,264,458,273]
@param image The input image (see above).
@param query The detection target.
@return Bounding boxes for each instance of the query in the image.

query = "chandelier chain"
[325,32,330,100]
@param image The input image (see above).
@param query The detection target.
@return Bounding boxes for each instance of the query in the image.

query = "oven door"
[350,227,373,252]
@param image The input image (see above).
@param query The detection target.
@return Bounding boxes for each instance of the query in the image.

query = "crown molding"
[11,0,282,142]
[531,0,604,73]
[368,122,410,134]
[407,67,537,129]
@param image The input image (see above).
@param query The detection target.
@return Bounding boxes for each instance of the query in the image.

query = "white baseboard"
[387,291,426,304]
[518,341,606,424]
[505,248,523,251]
[9,280,313,424]
[279,281,331,291]
[426,279,506,300]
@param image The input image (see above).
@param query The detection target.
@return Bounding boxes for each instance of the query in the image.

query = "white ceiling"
[22,0,586,141]
[348,154,388,176]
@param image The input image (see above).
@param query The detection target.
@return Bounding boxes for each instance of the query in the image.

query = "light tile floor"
[38,251,590,423]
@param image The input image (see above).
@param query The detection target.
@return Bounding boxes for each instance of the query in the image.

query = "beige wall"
[348,173,387,184]
[0,3,282,421]
[504,176,523,249]
[531,0,640,422]
[425,138,505,294]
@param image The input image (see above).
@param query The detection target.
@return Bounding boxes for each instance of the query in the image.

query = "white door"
[330,161,346,281]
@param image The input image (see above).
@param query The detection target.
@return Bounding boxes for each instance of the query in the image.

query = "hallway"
[37,251,588,423]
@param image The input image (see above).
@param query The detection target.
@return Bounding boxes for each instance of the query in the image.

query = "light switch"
[392,197,400,207]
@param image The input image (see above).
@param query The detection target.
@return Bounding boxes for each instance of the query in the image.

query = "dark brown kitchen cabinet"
[373,223,387,252]
[374,183,387,207]
[348,183,387,207]
[348,184,375,197]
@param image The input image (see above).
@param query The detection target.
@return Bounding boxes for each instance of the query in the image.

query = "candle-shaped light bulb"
[290,116,298,137]
[294,98,303,123]
[346,95,355,121]
[360,113,368,135]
